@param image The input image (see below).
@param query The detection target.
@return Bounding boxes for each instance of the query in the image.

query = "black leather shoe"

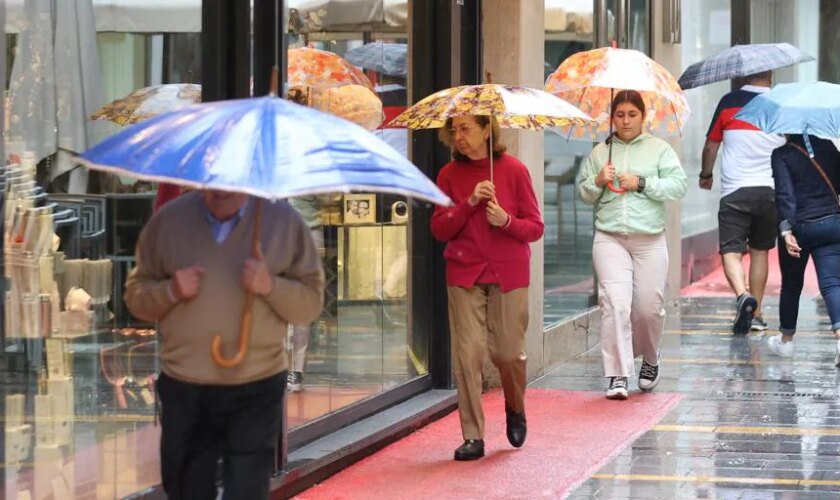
[506,408,527,448]
[454,439,485,461]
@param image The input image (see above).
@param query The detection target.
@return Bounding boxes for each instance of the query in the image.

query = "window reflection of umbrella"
[91,83,202,126]
[545,46,689,193]
[345,42,407,77]
[288,47,374,90]
[389,76,593,182]
[77,73,449,368]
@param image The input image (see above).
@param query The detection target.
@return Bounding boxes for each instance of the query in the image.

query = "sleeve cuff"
[779,219,794,234]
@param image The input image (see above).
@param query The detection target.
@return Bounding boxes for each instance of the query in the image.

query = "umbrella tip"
[611,39,617,48]
[485,71,493,84]
[186,70,193,84]
[269,66,279,97]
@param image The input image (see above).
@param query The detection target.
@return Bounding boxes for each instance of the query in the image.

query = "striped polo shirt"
[707,84,785,197]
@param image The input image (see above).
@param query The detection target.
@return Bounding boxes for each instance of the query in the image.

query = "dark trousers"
[778,234,811,336]
[156,371,286,500]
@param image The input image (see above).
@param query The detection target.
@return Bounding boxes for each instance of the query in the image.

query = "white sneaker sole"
[639,376,660,392]
[606,389,628,400]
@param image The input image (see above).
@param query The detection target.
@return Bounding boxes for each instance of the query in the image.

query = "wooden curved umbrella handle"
[211,200,263,368]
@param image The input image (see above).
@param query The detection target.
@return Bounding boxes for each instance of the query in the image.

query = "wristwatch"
[637,176,646,193]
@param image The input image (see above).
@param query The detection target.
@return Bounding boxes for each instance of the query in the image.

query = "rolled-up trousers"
[593,230,668,378]
[448,284,528,441]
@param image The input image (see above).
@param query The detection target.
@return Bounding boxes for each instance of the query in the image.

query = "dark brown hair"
[438,116,507,161]
[611,89,646,117]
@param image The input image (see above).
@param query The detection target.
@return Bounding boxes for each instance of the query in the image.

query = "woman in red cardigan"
[431,116,544,461]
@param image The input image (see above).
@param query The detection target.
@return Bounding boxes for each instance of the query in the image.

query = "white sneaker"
[835,340,840,367]
[606,377,629,400]
[767,334,794,358]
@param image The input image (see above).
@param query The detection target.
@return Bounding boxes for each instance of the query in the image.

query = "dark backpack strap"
[788,142,840,209]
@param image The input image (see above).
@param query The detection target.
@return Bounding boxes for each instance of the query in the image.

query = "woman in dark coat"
[770,134,840,366]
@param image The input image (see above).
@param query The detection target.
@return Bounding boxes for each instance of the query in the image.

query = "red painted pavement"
[295,388,682,500]
[682,248,820,298]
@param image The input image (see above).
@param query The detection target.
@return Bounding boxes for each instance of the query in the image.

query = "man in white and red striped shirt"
[699,71,785,335]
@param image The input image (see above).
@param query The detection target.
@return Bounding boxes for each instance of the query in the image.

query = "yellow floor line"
[653,424,840,437]
[591,473,840,487]
[660,357,825,366]
[664,330,833,337]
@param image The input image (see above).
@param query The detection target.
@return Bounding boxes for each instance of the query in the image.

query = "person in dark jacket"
[769,134,840,366]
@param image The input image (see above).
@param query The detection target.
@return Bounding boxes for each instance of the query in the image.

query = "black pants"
[157,371,286,500]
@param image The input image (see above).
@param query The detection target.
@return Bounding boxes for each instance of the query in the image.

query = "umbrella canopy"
[734,81,840,155]
[389,84,592,131]
[77,96,449,206]
[345,42,407,77]
[288,47,374,91]
[308,84,384,131]
[91,83,202,126]
[678,43,815,90]
[545,47,690,140]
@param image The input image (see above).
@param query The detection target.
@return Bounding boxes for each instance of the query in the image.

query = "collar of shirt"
[741,84,771,94]
[202,198,250,243]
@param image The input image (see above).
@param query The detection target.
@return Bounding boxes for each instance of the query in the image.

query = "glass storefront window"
[285,4,419,430]
[3,3,201,499]
[543,1,596,328]
[679,0,731,236]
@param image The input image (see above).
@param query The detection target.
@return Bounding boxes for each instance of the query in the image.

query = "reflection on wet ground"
[536,296,840,499]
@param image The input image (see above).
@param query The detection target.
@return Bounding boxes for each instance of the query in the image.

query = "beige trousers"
[448,285,528,441]
[592,230,668,378]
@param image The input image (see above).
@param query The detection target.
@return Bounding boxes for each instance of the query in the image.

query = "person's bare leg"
[748,249,769,318]
[722,252,748,297]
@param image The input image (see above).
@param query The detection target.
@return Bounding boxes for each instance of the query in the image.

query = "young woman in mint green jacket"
[577,90,687,400]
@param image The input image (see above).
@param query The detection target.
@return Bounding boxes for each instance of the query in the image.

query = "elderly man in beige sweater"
[125,190,324,500]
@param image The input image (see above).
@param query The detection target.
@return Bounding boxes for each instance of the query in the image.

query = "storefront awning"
[5,0,589,35]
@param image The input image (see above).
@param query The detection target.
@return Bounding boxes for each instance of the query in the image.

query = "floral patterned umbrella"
[545,46,690,141]
[389,82,592,180]
[288,47,374,90]
[91,83,201,126]
[389,83,592,131]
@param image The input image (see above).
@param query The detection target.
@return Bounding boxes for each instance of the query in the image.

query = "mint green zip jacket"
[578,133,687,235]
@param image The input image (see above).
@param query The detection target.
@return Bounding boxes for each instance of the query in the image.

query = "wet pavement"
[534,295,840,499]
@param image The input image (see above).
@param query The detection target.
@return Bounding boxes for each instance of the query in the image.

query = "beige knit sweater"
[124,192,324,385]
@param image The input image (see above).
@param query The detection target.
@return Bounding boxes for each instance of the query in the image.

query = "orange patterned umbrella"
[545,47,690,141]
[288,47,374,91]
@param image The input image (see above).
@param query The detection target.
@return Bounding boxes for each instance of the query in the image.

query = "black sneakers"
[734,293,758,335]
[638,358,660,391]
[287,371,304,392]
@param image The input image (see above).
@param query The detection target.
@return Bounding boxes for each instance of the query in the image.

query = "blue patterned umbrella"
[76,95,450,206]
[345,42,407,77]
[735,81,840,156]
[678,43,814,90]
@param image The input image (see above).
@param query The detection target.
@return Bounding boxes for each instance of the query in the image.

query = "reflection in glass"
[543,0,596,327]
[679,0,731,235]
[285,0,417,429]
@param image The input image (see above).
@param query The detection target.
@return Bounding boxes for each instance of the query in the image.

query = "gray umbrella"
[345,42,407,77]
[678,43,814,90]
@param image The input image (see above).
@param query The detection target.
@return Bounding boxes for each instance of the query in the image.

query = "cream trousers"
[593,230,668,378]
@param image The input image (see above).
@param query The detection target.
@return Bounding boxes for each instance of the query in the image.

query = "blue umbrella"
[678,43,814,90]
[77,92,449,368]
[735,81,840,156]
[77,95,449,206]
[345,42,407,77]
